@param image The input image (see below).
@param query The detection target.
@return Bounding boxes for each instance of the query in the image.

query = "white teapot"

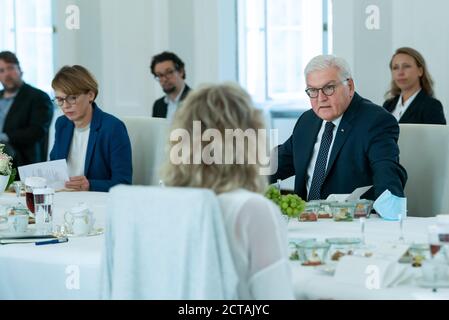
[64,203,95,236]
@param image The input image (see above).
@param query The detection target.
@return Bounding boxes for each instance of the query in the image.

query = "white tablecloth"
[1,191,448,300]
[0,192,107,300]
[288,217,449,300]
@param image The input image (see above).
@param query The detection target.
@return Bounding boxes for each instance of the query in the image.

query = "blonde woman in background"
[383,47,446,124]
[162,83,295,300]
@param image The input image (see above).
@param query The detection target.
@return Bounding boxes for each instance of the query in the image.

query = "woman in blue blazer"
[50,65,132,192]
[383,47,446,125]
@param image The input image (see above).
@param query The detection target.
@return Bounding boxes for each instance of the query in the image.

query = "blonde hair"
[386,47,434,99]
[52,65,99,100]
[161,83,268,195]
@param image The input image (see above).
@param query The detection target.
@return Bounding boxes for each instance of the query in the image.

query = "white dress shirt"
[392,89,421,121]
[164,84,186,122]
[306,116,343,197]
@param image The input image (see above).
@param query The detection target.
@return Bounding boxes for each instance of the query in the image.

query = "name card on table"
[326,186,373,202]
[334,255,413,289]
[18,160,69,190]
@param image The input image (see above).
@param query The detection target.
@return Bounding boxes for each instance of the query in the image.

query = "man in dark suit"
[0,51,53,168]
[150,51,191,120]
[271,55,407,201]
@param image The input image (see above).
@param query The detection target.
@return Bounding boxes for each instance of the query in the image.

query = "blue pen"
[35,237,69,246]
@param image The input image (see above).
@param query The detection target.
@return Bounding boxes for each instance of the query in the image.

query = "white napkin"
[334,256,414,289]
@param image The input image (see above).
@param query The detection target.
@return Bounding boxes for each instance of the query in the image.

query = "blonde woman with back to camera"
[162,83,295,300]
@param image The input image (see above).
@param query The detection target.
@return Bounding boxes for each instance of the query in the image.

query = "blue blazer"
[271,93,407,200]
[50,104,132,192]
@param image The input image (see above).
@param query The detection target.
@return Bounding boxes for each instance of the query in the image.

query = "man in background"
[150,51,191,121]
[0,51,53,167]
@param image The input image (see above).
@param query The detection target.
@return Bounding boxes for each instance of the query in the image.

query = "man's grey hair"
[304,55,352,82]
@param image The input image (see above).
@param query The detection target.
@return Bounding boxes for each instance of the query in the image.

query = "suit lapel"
[399,90,424,123]
[61,122,75,159]
[325,94,360,176]
[3,83,26,127]
[84,104,101,175]
[297,115,323,184]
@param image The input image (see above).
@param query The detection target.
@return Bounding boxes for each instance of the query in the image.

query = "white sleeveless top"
[217,189,295,300]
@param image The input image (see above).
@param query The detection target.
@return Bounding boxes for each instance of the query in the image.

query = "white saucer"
[416,278,449,288]
[65,228,104,238]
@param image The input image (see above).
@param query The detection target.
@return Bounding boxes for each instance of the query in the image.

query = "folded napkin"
[334,256,414,289]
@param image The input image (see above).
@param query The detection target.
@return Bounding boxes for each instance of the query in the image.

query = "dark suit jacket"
[50,103,132,192]
[383,90,446,125]
[1,83,53,167]
[152,85,191,118]
[271,93,407,201]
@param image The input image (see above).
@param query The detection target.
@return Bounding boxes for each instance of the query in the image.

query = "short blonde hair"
[161,83,268,195]
[52,65,99,100]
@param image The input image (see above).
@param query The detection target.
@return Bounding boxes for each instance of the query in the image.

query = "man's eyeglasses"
[53,95,78,107]
[154,69,176,82]
[305,79,350,99]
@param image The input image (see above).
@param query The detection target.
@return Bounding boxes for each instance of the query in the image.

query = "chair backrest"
[101,186,238,300]
[121,116,169,186]
[398,124,449,217]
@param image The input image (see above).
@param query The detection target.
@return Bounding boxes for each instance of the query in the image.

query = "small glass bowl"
[326,237,362,262]
[331,202,356,222]
[298,241,330,266]
[317,200,337,219]
[408,243,431,267]
[353,200,374,218]
[288,238,316,261]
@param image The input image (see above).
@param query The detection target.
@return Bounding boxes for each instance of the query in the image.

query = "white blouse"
[218,189,295,300]
[67,126,90,177]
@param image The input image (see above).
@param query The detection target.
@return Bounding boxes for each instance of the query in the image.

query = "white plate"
[416,278,449,288]
[65,228,104,238]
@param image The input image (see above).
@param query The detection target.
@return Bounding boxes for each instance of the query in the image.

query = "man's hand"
[65,176,90,191]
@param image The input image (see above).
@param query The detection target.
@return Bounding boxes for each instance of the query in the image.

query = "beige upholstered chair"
[398,124,449,217]
[121,117,169,186]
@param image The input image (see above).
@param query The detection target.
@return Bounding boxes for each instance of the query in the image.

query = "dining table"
[1,190,449,300]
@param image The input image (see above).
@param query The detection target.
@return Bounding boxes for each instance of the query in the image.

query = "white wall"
[333,0,449,117]
[52,0,238,117]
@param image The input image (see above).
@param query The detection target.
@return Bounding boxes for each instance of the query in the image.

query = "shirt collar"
[397,89,421,108]
[164,84,186,104]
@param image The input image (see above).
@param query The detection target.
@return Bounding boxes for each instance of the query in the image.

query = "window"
[0,0,54,94]
[238,0,332,103]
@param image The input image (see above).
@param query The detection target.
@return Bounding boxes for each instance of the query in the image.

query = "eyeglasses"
[305,79,350,98]
[154,69,177,82]
[52,95,78,107]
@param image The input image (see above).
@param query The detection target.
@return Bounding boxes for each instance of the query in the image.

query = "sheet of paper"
[326,185,373,202]
[18,160,69,190]
[326,194,350,202]
[346,185,373,201]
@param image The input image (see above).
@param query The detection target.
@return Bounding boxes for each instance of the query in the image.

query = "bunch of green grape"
[265,186,306,218]
[265,185,281,205]
[278,194,306,218]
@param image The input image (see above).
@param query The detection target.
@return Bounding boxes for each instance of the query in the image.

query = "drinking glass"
[33,187,54,234]
[24,177,47,214]
[13,181,24,198]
